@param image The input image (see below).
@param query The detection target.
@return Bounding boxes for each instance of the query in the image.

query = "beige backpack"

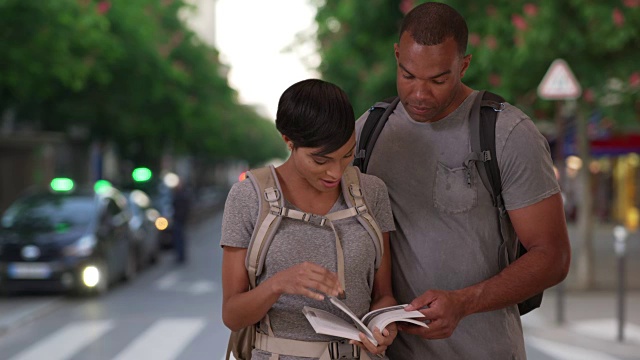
[225,165,383,360]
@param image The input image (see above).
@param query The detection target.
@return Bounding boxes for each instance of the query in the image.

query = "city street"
[0,208,639,360]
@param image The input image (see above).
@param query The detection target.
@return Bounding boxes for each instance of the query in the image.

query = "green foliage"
[313,0,640,130]
[0,0,285,169]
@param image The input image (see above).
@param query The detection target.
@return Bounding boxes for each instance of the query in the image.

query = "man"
[355,2,571,359]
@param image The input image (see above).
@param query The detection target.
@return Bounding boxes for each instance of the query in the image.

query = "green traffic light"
[94,180,112,194]
[132,167,152,182]
[50,178,74,192]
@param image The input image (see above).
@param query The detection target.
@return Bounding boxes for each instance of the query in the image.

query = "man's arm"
[400,193,570,339]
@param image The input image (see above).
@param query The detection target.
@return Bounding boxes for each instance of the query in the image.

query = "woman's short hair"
[276,79,354,156]
[400,2,468,56]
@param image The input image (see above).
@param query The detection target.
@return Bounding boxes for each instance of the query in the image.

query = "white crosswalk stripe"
[8,320,114,360]
[112,318,206,360]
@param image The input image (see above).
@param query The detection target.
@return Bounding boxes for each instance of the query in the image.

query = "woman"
[221,79,397,359]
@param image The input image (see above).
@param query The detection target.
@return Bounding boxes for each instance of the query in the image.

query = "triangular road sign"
[537,59,582,100]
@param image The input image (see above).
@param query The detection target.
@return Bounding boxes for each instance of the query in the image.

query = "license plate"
[8,262,52,279]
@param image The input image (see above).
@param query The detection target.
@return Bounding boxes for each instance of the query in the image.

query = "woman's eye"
[313,159,327,165]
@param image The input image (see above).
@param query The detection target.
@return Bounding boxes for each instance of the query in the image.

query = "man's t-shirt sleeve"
[499,117,560,211]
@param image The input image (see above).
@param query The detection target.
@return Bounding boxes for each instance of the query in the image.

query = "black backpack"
[353,90,543,316]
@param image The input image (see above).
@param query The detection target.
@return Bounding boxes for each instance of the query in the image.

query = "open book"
[302,296,428,346]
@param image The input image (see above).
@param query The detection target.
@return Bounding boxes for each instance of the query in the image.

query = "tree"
[312,0,640,290]
[0,0,285,173]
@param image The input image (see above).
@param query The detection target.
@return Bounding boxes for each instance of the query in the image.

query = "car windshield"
[1,194,97,231]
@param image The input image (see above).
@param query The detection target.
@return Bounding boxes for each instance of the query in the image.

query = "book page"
[361,304,407,324]
[365,308,429,333]
[302,306,363,342]
[327,296,376,344]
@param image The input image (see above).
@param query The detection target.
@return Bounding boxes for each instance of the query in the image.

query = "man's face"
[394,33,471,123]
[288,133,356,193]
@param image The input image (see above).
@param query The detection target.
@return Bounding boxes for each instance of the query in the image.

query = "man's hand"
[398,289,467,339]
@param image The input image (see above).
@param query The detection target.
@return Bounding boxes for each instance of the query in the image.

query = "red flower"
[97,1,111,15]
[623,0,640,8]
[613,8,625,27]
[511,14,528,31]
[469,33,481,47]
[630,72,640,88]
[523,3,538,17]
[400,0,413,15]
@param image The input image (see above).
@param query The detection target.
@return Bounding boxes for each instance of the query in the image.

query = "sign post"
[537,58,582,326]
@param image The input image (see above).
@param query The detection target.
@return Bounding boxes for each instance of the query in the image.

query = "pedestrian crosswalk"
[2,317,638,360]
[4,318,211,360]
[9,320,114,360]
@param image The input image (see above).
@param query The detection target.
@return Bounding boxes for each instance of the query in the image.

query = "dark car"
[0,179,137,296]
[124,190,161,269]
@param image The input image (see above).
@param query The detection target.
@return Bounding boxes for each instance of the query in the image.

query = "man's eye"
[433,79,445,85]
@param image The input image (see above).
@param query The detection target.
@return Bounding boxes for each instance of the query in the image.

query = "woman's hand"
[267,262,343,301]
[351,324,397,356]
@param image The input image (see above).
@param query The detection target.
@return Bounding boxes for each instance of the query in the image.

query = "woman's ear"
[281,135,294,151]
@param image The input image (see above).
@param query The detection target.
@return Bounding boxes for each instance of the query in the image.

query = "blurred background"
[0,0,638,359]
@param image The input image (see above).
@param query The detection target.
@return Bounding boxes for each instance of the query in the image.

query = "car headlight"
[63,234,97,257]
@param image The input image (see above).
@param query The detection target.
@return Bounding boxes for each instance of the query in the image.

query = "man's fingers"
[405,290,436,311]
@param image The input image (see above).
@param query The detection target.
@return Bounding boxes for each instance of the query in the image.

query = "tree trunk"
[574,102,595,290]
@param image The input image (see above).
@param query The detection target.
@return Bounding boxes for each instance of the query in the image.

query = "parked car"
[0,179,137,296]
[124,190,161,269]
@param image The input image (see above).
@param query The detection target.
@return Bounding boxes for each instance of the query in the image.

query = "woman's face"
[289,132,357,193]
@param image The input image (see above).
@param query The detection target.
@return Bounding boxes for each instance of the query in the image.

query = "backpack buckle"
[328,339,360,359]
[355,204,368,215]
[264,187,281,202]
[349,184,363,198]
[270,206,288,216]
[303,213,327,227]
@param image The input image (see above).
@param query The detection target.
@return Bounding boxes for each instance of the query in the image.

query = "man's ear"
[460,54,472,78]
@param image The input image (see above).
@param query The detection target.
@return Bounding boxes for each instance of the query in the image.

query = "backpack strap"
[466,90,506,210]
[245,166,345,287]
[245,166,284,289]
[465,90,543,315]
[354,96,401,173]
[327,166,384,269]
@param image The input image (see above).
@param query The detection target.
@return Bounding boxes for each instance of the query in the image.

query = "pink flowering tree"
[313,0,640,129]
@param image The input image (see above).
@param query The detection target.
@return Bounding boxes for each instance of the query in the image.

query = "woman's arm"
[370,233,396,310]
[354,233,398,354]
[221,246,344,331]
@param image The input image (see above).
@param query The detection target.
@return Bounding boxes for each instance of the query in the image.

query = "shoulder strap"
[354,96,401,173]
[245,165,283,288]
[338,166,384,269]
[468,90,506,210]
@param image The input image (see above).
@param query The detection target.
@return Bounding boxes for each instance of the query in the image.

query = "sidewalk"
[520,221,640,358]
[522,290,640,359]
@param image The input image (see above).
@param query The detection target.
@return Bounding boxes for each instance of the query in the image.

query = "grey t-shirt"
[221,169,395,360]
[355,91,559,360]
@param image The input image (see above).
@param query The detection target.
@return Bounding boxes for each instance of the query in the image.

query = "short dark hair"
[400,2,468,56]
[275,79,354,156]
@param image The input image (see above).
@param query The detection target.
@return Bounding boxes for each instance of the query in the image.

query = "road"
[0,209,638,359]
